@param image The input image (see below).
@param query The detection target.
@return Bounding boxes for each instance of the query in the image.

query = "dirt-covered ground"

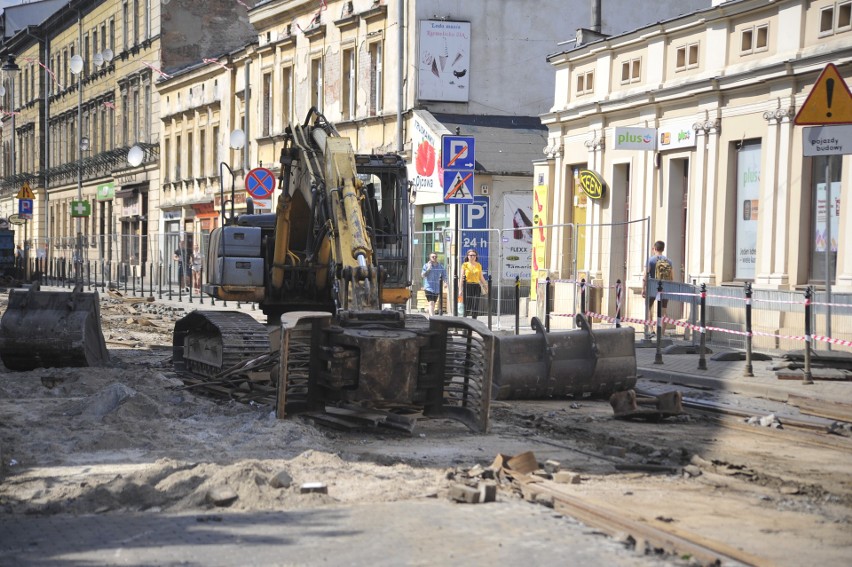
[1,294,851,565]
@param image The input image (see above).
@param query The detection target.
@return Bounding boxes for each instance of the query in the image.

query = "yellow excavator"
[171,109,638,432]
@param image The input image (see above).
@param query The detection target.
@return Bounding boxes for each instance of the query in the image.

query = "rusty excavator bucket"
[492,315,637,400]
[0,283,109,371]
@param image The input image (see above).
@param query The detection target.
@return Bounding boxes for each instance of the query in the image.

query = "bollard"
[87,261,93,290]
[198,264,204,305]
[690,279,699,348]
[158,262,164,299]
[461,275,467,317]
[514,275,520,335]
[148,261,154,299]
[168,263,173,300]
[124,263,129,295]
[698,283,707,370]
[545,276,552,333]
[803,287,814,384]
[438,274,444,315]
[487,274,493,330]
[744,282,754,377]
[615,279,622,328]
[140,265,145,297]
[579,278,587,320]
[133,265,139,296]
[654,281,664,364]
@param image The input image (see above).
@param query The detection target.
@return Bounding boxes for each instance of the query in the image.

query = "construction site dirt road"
[1,291,850,566]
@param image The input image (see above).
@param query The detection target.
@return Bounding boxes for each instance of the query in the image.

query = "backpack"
[655,256,673,281]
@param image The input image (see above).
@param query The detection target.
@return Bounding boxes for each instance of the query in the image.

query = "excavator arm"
[274,109,381,313]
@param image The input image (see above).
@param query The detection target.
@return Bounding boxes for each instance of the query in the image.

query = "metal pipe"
[396,0,404,152]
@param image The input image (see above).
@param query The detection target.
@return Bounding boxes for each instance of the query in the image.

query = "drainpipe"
[396,0,404,153]
[243,58,250,171]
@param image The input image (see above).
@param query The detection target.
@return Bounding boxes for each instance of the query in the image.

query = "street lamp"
[70,53,85,281]
[2,54,20,189]
[219,129,245,226]
[2,55,21,273]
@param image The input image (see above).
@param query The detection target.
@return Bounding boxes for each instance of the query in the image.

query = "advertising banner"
[418,21,471,102]
[408,111,445,198]
[530,180,548,300]
[735,142,761,279]
[502,193,533,281]
[658,121,696,150]
[613,127,657,151]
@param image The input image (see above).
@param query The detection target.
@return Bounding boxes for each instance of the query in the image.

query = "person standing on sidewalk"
[642,240,673,331]
[459,249,488,319]
[421,252,447,316]
[191,244,204,293]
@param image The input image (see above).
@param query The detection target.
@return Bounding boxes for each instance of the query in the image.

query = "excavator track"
[172,311,272,378]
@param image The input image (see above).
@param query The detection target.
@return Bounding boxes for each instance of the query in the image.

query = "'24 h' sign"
[461,195,489,275]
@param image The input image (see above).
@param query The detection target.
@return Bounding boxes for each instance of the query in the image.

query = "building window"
[576,70,594,95]
[187,132,194,178]
[133,0,140,45]
[163,138,170,182]
[342,47,356,120]
[199,128,206,177]
[262,72,272,136]
[281,65,293,128]
[123,1,129,51]
[311,56,323,112]
[620,58,641,84]
[369,41,383,115]
[676,43,699,71]
[741,24,768,54]
[820,1,852,35]
[175,134,181,180]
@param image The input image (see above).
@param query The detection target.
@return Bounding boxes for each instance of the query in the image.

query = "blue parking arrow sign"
[442,136,476,170]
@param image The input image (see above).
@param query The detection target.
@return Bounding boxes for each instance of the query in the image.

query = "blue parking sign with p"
[19,198,33,219]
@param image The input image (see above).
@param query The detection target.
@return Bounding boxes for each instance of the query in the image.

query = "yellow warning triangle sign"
[15,181,34,200]
[795,63,852,125]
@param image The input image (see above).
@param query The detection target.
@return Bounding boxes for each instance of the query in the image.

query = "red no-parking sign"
[245,167,276,200]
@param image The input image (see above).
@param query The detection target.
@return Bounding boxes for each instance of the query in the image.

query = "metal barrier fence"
[569,278,852,354]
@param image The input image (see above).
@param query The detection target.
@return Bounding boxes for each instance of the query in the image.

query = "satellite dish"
[127,145,144,167]
[103,49,114,63]
[93,53,104,67]
[70,55,84,75]
[0,85,5,97]
[229,129,246,150]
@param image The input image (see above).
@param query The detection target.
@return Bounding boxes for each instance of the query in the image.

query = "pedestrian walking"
[459,249,488,319]
[421,252,447,316]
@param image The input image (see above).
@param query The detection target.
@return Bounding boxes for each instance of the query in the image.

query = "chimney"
[591,0,601,33]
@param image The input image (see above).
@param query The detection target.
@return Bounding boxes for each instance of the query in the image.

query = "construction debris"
[609,389,684,420]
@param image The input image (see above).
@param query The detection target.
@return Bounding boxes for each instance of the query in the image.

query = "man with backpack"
[642,240,673,316]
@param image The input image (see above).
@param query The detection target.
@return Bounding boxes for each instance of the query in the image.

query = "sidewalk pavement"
[634,337,852,408]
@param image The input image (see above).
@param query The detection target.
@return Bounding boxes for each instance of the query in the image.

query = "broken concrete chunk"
[206,486,238,507]
[543,459,561,473]
[683,465,702,478]
[603,445,626,458]
[479,482,498,503]
[449,484,481,504]
[553,471,582,484]
[269,470,293,489]
[300,482,328,494]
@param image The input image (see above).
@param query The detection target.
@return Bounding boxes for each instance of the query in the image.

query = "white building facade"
[538,0,851,347]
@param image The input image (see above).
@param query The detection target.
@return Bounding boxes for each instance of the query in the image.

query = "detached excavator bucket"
[492,315,636,400]
[0,284,109,371]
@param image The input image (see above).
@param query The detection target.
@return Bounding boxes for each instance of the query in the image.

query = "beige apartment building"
[0,0,252,274]
[536,0,851,346]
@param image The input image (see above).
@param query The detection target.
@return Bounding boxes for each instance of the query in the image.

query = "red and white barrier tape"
[813,335,852,347]
[549,311,847,346]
